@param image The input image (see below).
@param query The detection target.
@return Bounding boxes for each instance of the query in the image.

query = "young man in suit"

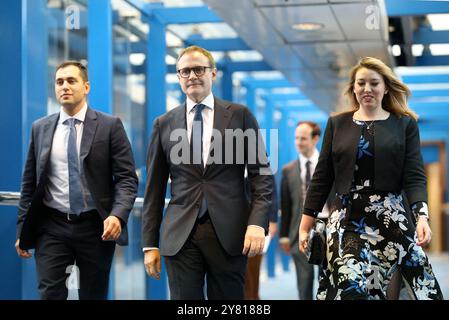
[280,121,329,300]
[15,61,138,300]
[142,46,273,299]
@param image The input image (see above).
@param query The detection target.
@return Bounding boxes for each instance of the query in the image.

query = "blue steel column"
[0,0,47,300]
[279,108,294,271]
[220,64,233,101]
[88,0,112,113]
[22,0,49,300]
[145,13,168,300]
[245,85,256,115]
[0,0,24,300]
[87,0,114,299]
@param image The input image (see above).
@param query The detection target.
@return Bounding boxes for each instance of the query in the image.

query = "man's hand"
[102,216,122,241]
[144,250,161,280]
[416,216,432,246]
[15,239,32,258]
[242,225,265,258]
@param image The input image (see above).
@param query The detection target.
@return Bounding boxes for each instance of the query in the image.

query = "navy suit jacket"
[17,107,138,249]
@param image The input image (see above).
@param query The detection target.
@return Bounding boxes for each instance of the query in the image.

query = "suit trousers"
[291,243,314,300]
[164,214,247,300]
[35,207,115,300]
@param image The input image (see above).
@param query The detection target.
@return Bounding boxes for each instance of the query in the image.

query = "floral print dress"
[317,119,443,300]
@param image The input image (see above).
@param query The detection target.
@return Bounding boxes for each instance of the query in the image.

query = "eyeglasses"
[177,66,213,78]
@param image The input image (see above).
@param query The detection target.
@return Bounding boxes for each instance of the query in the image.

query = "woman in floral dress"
[299,57,443,300]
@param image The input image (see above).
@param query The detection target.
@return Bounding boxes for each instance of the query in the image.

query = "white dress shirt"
[43,104,95,213]
[299,149,319,201]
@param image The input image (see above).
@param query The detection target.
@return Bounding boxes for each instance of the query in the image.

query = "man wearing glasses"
[142,46,273,299]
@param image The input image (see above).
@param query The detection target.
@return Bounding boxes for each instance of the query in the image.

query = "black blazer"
[17,107,138,249]
[303,111,427,216]
[141,97,273,256]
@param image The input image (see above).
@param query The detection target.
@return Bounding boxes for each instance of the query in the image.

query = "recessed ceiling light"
[291,23,324,31]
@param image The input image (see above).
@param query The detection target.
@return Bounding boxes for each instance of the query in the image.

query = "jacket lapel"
[169,103,187,132]
[38,113,59,178]
[342,112,361,158]
[169,103,204,173]
[80,107,98,162]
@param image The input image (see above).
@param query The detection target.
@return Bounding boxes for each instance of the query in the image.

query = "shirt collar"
[186,92,214,114]
[298,148,319,165]
[59,103,88,124]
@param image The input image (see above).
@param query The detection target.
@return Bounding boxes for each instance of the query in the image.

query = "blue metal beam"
[386,0,449,16]
[246,86,257,115]
[88,0,113,114]
[241,78,295,89]
[414,29,449,45]
[184,37,251,51]
[403,74,449,84]
[416,55,449,66]
[262,93,309,101]
[224,61,273,73]
[151,6,223,25]
[409,101,449,109]
[0,0,25,301]
[124,0,159,16]
[164,61,273,74]
[145,16,168,300]
[220,55,233,101]
[410,89,449,98]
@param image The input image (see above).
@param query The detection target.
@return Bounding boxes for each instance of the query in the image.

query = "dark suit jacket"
[280,160,303,245]
[303,111,427,216]
[142,97,273,256]
[17,107,138,249]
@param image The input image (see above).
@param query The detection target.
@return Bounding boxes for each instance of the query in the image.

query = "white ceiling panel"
[259,5,345,42]
[204,0,392,112]
[291,42,355,68]
[333,2,388,41]
[329,0,370,3]
[349,41,392,63]
[262,45,306,70]
[282,69,320,88]
[208,0,284,45]
[254,0,327,5]
[313,67,351,87]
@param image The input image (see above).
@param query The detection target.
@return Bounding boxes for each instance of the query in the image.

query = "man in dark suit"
[280,121,328,300]
[15,61,138,300]
[142,46,273,300]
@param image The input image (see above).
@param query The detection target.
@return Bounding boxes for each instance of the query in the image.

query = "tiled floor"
[259,252,449,300]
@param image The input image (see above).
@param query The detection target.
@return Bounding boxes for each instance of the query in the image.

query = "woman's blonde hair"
[344,57,417,120]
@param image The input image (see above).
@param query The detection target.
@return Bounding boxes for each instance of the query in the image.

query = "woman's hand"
[299,214,316,254]
[416,216,432,246]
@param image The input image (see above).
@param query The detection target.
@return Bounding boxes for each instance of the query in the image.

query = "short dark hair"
[55,61,88,82]
[296,121,321,138]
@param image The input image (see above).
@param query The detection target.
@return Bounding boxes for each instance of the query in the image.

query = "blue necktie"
[191,104,205,166]
[191,104,207,219]
[65,118,84,215]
